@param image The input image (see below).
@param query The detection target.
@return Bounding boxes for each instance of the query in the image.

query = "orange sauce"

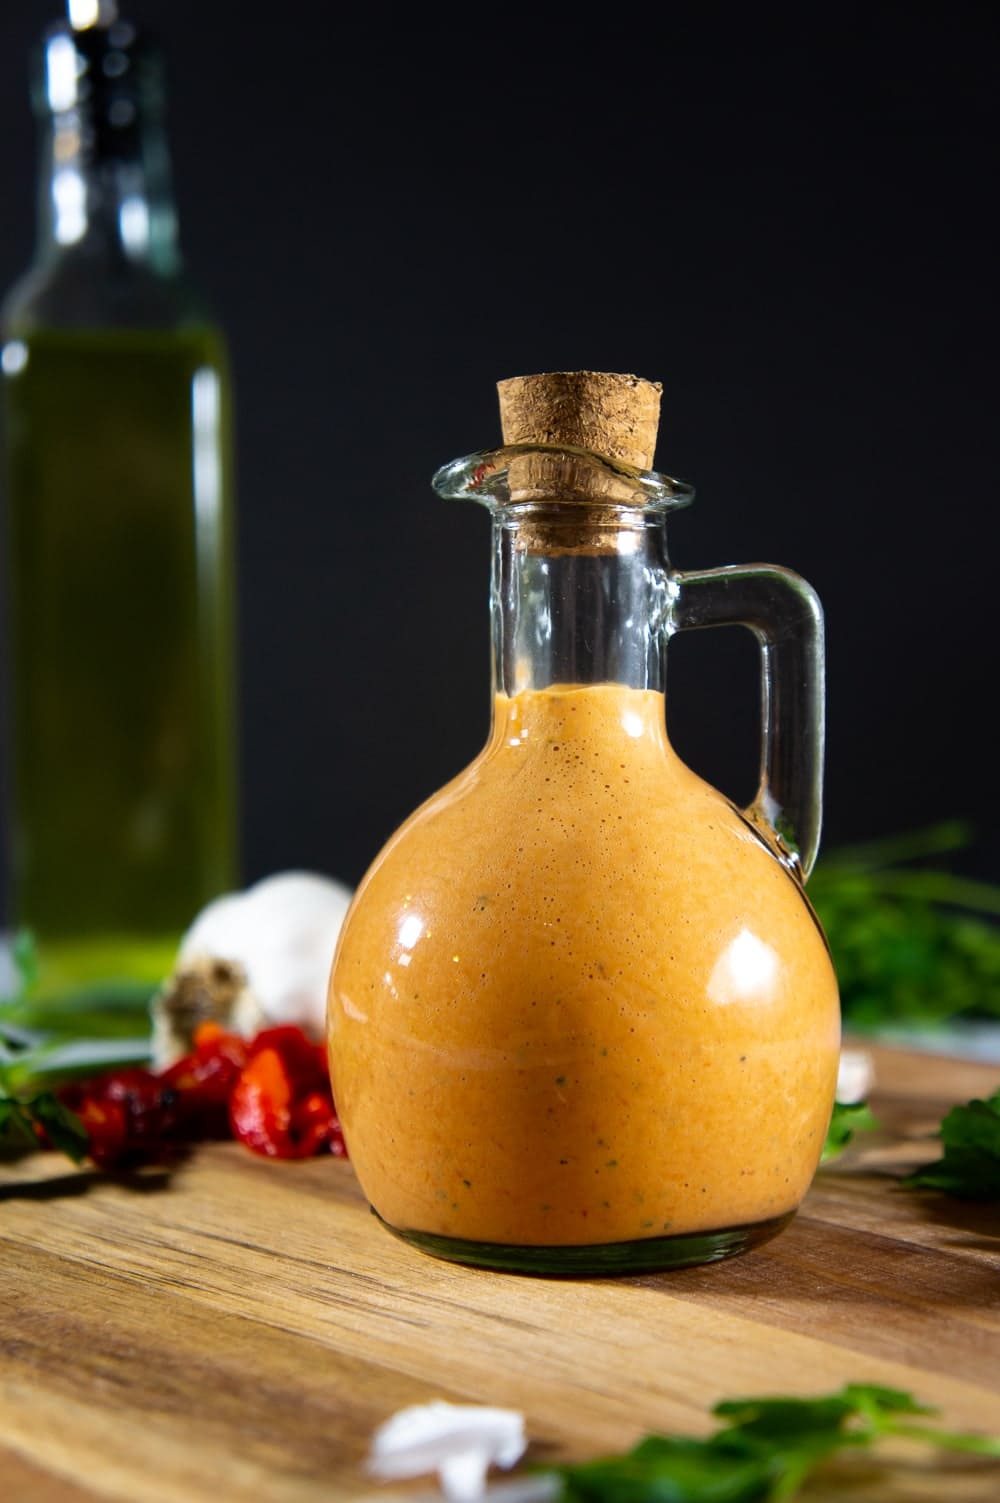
[328,684,840,1247]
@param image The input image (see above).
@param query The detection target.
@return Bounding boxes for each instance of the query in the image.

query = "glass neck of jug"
[431,444,693,702]
[434,441,825,877]
[490,501,676,698]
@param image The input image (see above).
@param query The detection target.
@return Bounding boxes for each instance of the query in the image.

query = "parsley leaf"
[903,1088,1000,1200]
[0,1089,89,1163]
[821,1101,878,1161]
[809,822,1000,1030]
[0,1096,40,1152]
[27,1092,91,1162]
[549,1384,1000,1502]
[2,970,91,1163]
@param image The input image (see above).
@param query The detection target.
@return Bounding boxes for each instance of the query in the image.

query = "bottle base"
[373,1209,796,1276]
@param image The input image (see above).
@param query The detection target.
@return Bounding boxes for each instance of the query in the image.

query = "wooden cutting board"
[1,1043,998,1502]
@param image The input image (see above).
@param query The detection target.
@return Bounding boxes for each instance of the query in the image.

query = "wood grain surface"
[1,1042,998,1502]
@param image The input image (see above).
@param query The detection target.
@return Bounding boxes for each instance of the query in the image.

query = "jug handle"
[669,564,825,881]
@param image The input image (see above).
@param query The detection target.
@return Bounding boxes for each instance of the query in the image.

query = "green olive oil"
[2,326,238,993]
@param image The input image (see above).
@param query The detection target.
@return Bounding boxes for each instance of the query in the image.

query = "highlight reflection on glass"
[68,0,119,30]
[397,914,425,951]
[192,366,222,534]
[707,928,780,1006]
[52,166,86,245]
[45,34,78,112]
[1,342,28,377]
[119,193,150,254]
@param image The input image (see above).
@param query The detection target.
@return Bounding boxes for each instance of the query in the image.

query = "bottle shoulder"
[353,716,787,891]
[1,251,219,339]
[338,727,837,1000]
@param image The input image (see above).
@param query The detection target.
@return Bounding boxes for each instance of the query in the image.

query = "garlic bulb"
[151,870,354,1067]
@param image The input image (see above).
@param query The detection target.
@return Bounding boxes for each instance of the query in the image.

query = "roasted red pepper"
[58,1023,346,1168]
[159,1021,249,1137]
[248,1026,329,1094]
[60,1066,176,1169]
[292,1089,347,1158]
[229,1040,345,1159]
[229,1047,292,1156]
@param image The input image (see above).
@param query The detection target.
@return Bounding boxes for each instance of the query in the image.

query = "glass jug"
[328,371,840,1275]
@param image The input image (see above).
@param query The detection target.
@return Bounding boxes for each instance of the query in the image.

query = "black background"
[0,0,997,905]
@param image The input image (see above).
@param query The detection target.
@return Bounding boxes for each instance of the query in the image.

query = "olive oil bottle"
[1,6,238,997]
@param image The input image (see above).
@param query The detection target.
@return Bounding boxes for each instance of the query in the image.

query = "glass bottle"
[328,371,840,1275]
[0,5,238,999]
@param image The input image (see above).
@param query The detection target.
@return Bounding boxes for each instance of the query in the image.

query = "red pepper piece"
[229,1047,293,1157]
[77,1098,128,1168]
[104,1067,176,1154]
[53,1024,342,1168]
[229,1046,346,1159]
[248,1026,329,1095]
[60,1067,156,1110]
[62,1068,173,1169]
[161,1023,249,1134]
[290,1089,348,1158]
[191,1020,250,1065]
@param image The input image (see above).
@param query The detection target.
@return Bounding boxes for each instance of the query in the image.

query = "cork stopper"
[497,371,662,471]
[492,372,664,552]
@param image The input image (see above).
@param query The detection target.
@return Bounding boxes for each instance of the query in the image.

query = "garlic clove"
[367,1401,528,1501]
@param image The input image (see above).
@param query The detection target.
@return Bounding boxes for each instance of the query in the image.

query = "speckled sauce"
[328,685,841,1247]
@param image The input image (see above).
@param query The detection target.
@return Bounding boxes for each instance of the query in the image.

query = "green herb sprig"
[809,822,1000,1029]
[0,1086,89,1162]
[0,930,153,1095]
[550,1383,1000,1502]
[903,1088,1000,1200]
[821,1100,878,1161]
[1,931,149,1163]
